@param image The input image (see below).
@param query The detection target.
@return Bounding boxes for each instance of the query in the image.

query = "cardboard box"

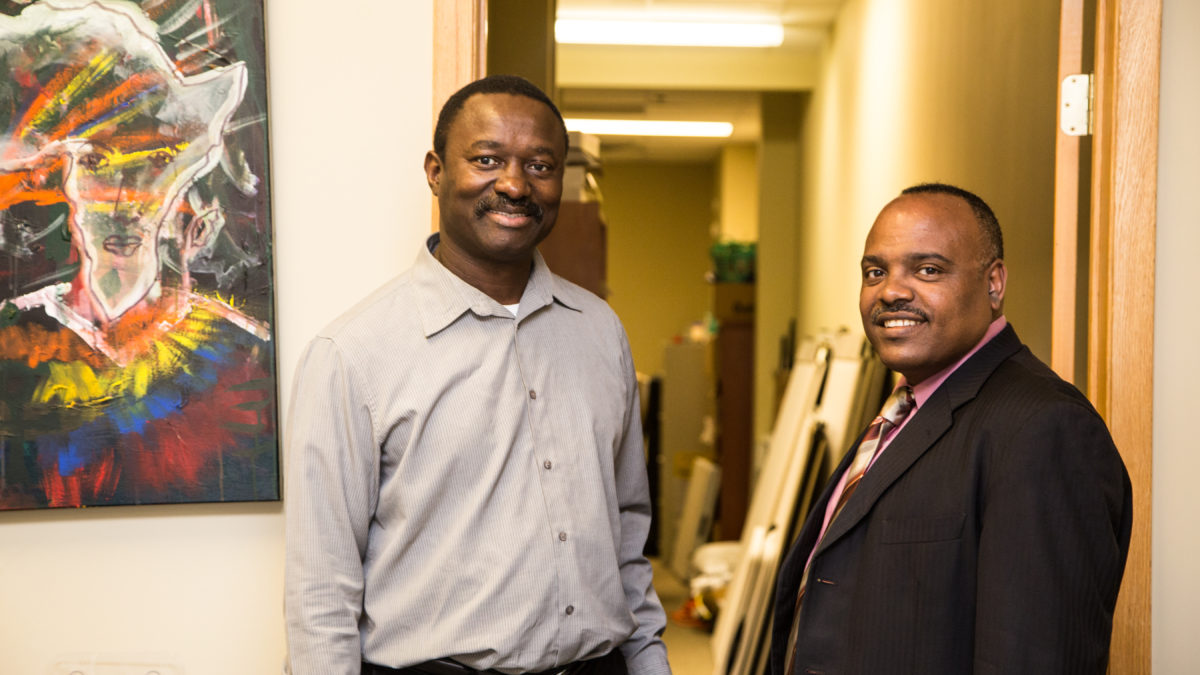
[713,282,755,324]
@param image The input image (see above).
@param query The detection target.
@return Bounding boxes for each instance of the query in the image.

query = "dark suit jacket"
[770,325,1132,675]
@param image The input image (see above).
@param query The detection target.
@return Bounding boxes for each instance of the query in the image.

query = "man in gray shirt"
[285,75,670,675]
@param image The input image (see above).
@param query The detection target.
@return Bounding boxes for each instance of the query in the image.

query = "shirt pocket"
[880,512,966,544]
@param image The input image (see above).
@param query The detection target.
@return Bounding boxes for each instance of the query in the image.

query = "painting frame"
[0,0,280,511]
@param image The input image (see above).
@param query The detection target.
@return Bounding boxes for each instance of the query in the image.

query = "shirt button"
[565,605,574,615]
[544,460,552,470]
[559,531,568,541]
[529,389,537,400]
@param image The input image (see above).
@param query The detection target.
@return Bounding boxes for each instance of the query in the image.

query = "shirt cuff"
[623,641,672,675]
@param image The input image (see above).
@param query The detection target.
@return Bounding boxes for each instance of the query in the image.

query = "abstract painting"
[0,0,277,509]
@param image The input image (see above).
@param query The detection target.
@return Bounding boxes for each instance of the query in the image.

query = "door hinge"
[1060,73,1093,136]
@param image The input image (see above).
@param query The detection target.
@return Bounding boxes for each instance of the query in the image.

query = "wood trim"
[433,0,486,117]
[1051,0,1086,383]
[1089,0,1114,416]
[1089,0,1160,671]
[431,0,486,230]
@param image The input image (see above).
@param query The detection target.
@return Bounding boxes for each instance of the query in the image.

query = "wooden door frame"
[433,0,486,116]
[431,0,487,231]
[1053,0,1159,671]
[1093,1,1159,671]
[1051,0,1086,385]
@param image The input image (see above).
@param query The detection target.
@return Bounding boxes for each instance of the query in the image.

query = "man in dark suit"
[770,183,1132,674]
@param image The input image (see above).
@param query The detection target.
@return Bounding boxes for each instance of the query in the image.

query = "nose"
[494,163,530,199]
[877,272,914,305]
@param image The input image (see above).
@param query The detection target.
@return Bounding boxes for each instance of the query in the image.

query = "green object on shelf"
[710,241,756,283]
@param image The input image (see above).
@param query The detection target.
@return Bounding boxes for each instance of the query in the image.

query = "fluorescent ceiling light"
[565,118,734,138]
[555,18,784,48]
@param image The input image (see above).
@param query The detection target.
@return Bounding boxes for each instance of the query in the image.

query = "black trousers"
[362,649,628,675]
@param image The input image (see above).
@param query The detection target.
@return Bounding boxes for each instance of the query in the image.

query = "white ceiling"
[554,0,843,162]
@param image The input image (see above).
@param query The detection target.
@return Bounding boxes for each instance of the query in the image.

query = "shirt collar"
[412,233,581,337]
[900,315,1008,409]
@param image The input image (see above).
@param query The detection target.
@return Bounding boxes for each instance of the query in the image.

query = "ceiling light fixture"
[555,18,784,48]
[565,118,734,138]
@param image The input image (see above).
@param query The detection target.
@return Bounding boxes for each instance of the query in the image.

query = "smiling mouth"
[882,318,921,328]
[478,208,544,232]
[103,235,142,257]
[476,197,543,226]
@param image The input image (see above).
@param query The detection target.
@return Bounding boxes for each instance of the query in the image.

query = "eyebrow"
[861,252,955,266]
[467,140,561,157]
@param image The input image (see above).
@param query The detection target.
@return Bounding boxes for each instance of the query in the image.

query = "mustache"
[871,302,929,323]
[475,195,544,222]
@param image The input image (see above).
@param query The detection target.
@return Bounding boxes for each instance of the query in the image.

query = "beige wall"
[755,93,805,444]
[717,143,760,243]
[0,2,435,673]
[600,162,715,378]
[795,0,1059,360]
[1153,0,1200,669]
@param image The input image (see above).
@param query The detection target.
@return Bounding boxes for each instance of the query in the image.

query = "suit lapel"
[812,325,1025,554]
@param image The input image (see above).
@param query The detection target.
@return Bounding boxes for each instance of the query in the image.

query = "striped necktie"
[783,385,915,673]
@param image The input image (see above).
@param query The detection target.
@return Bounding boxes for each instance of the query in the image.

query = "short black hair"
[433,74,569,158]
[901,182,1004,261]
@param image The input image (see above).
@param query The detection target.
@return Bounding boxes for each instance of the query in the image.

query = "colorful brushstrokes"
[0,0,277,510]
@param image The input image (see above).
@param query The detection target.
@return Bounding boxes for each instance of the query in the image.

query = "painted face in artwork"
[0,1,246,323]
[859,192,1007,385]
[61,66,244,321]
[425,92,566,272]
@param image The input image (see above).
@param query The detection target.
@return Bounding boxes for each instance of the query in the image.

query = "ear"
[424,151,443,195]
[985,258,1007,313]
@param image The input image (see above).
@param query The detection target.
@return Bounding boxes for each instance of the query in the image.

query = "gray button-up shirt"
[285,235,669,675]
